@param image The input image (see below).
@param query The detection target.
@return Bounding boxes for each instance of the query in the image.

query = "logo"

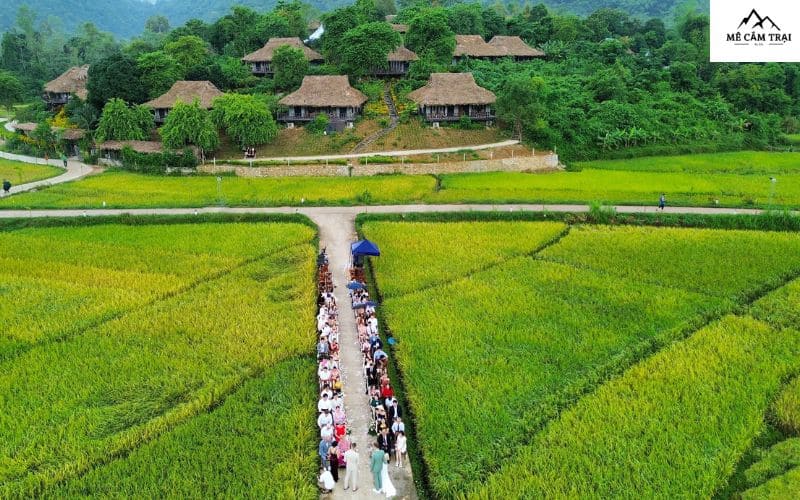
[726,8,791,46]
[711,0,800,62]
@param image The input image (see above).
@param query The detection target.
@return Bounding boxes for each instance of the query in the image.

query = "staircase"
[350,83,400,154]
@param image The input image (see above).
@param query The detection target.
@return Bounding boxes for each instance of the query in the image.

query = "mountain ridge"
[0,0,708,38]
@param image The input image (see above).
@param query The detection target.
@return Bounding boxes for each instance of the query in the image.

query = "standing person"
[377,426,393,461]
[381,453,397,497]
[319,439,331,469]
[370,443,385,493]
[329,441,340,483]
[395,431,407,468]
[343,442,359,491]
[2,179,10,195]
[658,193,666,211]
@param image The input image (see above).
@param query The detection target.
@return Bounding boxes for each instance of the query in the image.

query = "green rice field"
[361,219,800,498]
[0,158,62,185]
[0,220,318,498]
[0,151,798,209]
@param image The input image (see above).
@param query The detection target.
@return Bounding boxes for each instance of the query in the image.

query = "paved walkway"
[237,140,520,163]
[0,150,97,196]
[0,204,775,219]
[310,213,416,500]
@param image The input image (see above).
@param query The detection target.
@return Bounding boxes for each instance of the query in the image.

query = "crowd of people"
[316,250,360,493]
[351,269,407,478]
[316,250,407,497]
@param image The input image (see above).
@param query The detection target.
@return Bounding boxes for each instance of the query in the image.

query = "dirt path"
[309,211,417,500]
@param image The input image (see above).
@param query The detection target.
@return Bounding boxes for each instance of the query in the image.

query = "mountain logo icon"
[738,9,781,31]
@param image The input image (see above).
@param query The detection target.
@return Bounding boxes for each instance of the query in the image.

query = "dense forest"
[0,0,706,38]
[0,0,795,161]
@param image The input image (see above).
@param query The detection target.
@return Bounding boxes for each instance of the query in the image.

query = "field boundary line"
[460,266,800,497]
[370,225,572,302]
[0,240,312,364]
[6,353,318,497]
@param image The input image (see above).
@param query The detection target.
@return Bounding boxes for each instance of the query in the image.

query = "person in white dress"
[381,453,397,497]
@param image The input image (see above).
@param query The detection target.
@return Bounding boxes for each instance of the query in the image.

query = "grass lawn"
[216,120,382,159]
[363,121,509,152]
[0,158,63,185]
[578,151,800,174]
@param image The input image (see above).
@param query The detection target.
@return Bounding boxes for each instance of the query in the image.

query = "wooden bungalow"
[43,65,89,109]
[407,73,496,126]
[373,46,418,77]
[487,36,545,61]
[143,80,223,123]
[278,76,367,128]
[390,23,408,34]
[453,35,544,62]
[242,37,323,76]
[14,122,86,155]
[453,35,500,62]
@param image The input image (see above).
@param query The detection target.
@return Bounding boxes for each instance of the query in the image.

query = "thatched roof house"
[487,36,545,59]
[97,140,165,154]
[278,76,367,127]
[14,122,85,140]
[408,73,496,125]
[375,46,418,76]
[453,35,544,61]
[453,35,499,58]
[43,65,89,108]
[144,81,223,123]
[242,37,324,76]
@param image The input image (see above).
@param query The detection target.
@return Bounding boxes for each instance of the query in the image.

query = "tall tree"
[211,93,278,148]
[406,8,456,65]
[340,22,401,78]
[95,98,151,142]
[160,100,219,156]
[321,6,363,65]
[164,35,210,71]
[496,75,547,140]
[137,51,183,99]
[145,15,170,34]
[87,53,147,108]
[0,70,23,109]
[272,46,308,92]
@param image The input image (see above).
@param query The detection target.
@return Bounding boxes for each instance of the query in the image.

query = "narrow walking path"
[350,84,400,154]
[243,140,521,163]
[0,203,778,220]
[309,211,416,499]
[0,151,97,196]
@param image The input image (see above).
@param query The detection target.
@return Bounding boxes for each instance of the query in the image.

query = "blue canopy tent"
[351,240,381,257]
[351,239,381,267]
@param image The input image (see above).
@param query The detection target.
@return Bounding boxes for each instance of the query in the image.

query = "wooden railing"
[277,111,358,122]
[423,111,495,121]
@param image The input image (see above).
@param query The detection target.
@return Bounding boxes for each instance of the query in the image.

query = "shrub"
[306,114,329,135]
[120,147,198,175]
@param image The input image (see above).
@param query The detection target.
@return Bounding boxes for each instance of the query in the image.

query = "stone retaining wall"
[198,154,560,178]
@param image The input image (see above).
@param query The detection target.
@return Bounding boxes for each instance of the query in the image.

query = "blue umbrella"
[347,282,364,290]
